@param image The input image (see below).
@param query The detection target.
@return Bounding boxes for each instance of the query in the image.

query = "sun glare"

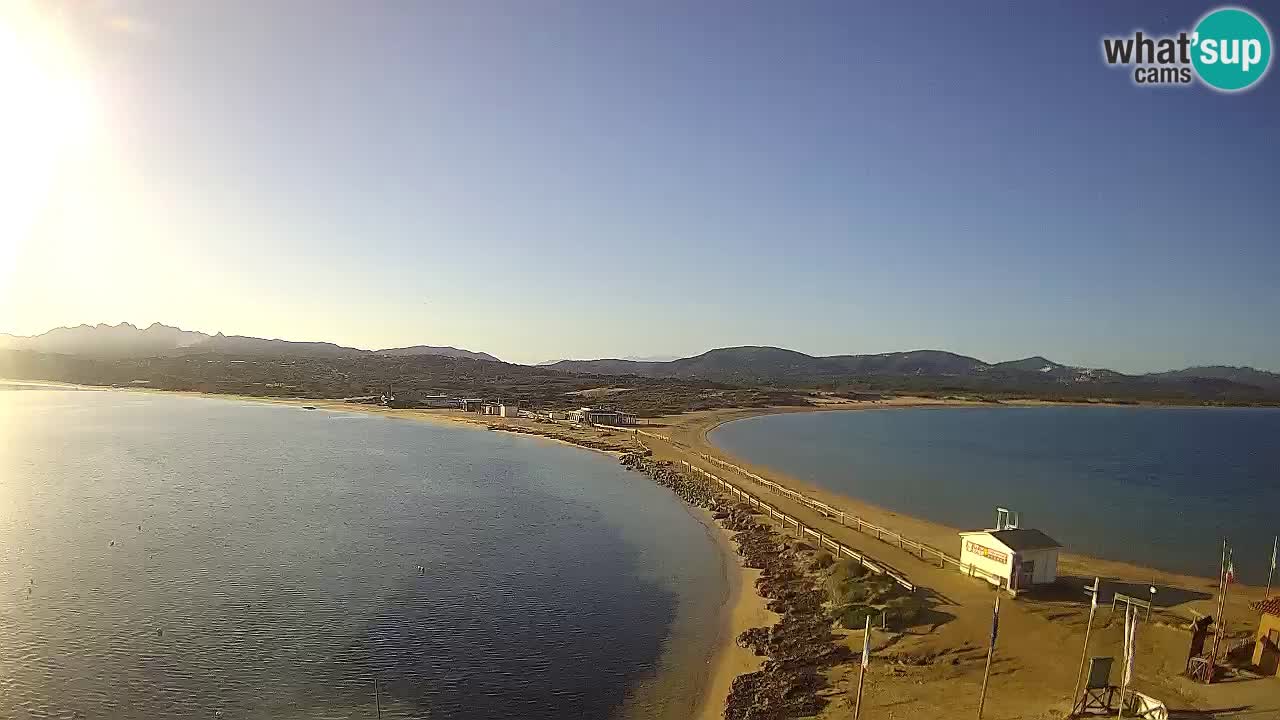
[0,4,96,290]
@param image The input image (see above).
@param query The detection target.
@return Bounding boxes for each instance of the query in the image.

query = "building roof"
[960,528,1062,551]
[1253,598,1280,617]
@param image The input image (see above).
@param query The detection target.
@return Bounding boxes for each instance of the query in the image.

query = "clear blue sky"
[4,1,1277,370]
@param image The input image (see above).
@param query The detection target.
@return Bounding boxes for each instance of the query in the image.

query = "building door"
[1018,559,1035,589]
[1262,630,1280,677]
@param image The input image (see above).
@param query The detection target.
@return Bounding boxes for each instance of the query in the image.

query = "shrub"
[809,551,835,571]
[864,575,906,604]
[834,604,878,630]
[828,558,870,584]
[884,596,925,627]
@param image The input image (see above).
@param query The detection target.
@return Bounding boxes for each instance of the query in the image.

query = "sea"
[711,406,1280,583]
[0,385,724,719]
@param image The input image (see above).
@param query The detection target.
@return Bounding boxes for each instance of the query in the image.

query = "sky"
[1,1,1277,370]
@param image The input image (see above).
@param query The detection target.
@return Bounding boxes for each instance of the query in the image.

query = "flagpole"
[1207,539,1229,683]
[1117,605,1130,719]
[1071,578,1099,717]
[1267,536,1277,600]
[855,614,870,720]
[977,594,1000,720]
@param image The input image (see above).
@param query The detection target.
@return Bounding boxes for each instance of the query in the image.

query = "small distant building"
[567,407,638,426]
[421,395,457,408]
[1252,598,1280,677]
[482,403,501,416]
[959,508,1060,594]
[548,411,569,421]
[459,398,484,413]
[499,402,520,418]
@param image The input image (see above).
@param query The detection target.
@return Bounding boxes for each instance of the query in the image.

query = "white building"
[421,395,458,408]
[958,528,1061,594]
[567,407,638,426]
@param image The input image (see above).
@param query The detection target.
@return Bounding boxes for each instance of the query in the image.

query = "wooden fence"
[676,459,916,593]
[615,426,1007,590]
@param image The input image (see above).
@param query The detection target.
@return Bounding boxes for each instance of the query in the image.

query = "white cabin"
[958,528,1061,594]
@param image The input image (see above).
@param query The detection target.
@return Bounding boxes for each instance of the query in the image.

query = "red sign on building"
[966,540,1008,565]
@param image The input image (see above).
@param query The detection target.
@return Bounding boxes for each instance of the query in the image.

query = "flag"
[862,615,871,669]
[1271,536,1277,571]
[990,595,1001,646]
[1090,577,1099,612]
[1225,551,1236,584]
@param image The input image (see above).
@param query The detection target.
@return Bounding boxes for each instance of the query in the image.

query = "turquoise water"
[0,387,722,719]
[711,406,1280,583]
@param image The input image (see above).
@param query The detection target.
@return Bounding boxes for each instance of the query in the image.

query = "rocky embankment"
[619,451,719,508]
[619,450,848,720]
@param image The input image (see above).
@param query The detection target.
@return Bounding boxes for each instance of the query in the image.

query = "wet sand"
[693,514,774,720]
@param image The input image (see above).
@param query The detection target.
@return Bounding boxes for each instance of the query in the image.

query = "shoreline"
[690,507,773,720]
[662,403,1272,618]
[691,402,1272,590]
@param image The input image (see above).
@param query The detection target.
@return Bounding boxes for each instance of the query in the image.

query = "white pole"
[1071,578,1099,715]
[855,614,870,720]
[1267,535,1277,600]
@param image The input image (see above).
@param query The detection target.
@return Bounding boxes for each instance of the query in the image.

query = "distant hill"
[181,333,364,357]
[988,356,1065,374]
[543,346,1280,403]
[0,322,211,357]
[377,346,501,362]
[1148,366,1280,389]
[0,323,499,362]
[546,346,991,384]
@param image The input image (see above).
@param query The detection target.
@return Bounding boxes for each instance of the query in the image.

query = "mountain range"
[543,346,1280,391]
[0,323,500,362]
[2,324,1278,400]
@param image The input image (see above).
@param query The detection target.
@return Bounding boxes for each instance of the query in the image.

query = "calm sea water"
[711,406,1280,583]
[0,387,723,719]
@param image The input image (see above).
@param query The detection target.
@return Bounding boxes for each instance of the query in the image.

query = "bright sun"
[0,4,96,285]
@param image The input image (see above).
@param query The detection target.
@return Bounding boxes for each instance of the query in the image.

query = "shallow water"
[711,406,1280,582]
[0,389,722,719]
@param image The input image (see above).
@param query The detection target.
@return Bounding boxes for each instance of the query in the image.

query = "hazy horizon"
[3,2,1277,370]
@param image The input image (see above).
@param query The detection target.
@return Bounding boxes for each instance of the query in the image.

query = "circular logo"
[1192,7,1272,91]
